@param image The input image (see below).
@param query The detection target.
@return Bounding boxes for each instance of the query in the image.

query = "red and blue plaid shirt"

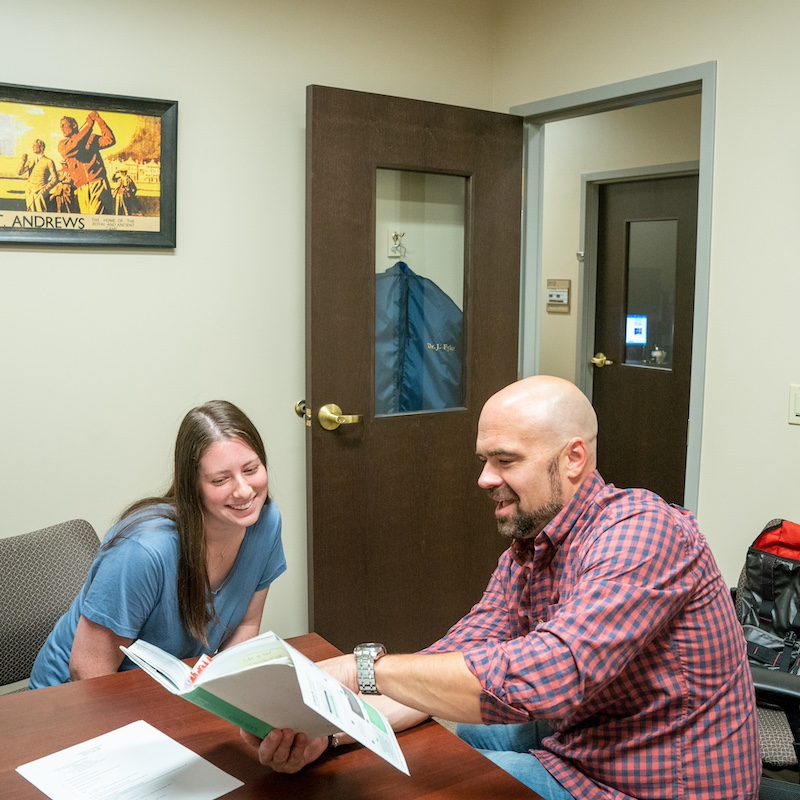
[425,471,759,799]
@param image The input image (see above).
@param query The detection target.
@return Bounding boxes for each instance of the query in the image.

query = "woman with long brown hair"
[30,400,286,688]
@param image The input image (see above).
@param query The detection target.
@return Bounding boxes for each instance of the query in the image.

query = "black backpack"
[736,518,800,672]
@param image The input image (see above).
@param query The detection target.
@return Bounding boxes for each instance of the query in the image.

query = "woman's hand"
[240,728,330,773]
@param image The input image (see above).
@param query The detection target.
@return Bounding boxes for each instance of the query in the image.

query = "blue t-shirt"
[29,501,286,689]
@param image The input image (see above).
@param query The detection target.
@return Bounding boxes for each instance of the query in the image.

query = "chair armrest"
[751,663,800,702]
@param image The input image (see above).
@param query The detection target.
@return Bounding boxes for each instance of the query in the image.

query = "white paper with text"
[16,720,243,800]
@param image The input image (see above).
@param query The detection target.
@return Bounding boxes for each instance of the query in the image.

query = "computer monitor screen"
[625,315,647,345]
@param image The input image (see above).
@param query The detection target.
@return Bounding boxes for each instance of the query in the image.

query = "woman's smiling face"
[198,437,268,536]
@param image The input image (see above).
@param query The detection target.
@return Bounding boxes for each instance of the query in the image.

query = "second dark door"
[592,174,699,505]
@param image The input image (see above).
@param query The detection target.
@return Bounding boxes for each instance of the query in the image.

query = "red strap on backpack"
[753,519,800,561]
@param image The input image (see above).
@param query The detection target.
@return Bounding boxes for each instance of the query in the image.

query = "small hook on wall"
[389,230,406,259]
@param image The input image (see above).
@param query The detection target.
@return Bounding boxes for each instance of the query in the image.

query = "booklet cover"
[121,630,409,774]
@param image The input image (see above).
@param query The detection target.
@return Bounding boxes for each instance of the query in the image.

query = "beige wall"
[495,0,800,582]
[0,0,498,639]
[2,0,799,640]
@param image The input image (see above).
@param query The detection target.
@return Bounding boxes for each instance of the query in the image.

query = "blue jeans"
[455,722,573,799]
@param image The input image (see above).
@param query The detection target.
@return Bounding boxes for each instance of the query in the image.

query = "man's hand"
[240,728,329,773]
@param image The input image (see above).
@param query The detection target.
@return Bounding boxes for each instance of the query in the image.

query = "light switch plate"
[789,384,800,425]
[546,279,571,314]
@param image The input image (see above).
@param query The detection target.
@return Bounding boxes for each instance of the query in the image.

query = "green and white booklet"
[120,630,409,774]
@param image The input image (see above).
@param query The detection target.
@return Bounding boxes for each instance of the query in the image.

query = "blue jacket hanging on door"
[375,262,463,414]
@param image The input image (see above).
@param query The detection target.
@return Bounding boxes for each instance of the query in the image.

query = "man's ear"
[563,437,588,479]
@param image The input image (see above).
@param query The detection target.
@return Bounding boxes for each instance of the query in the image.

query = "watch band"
[354,643,386,695]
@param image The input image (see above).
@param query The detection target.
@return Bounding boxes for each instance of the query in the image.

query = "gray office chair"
[735,567,800,770]
[0,519,99,689]
[752,664,800,799]
[732,569,800,798]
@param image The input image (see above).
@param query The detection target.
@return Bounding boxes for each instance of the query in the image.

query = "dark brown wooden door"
[305,86,522,653]
[592,174,698,505]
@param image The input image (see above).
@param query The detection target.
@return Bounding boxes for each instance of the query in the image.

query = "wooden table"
[0,633,540,799]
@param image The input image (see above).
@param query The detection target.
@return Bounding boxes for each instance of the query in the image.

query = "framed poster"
[0,82,177,247]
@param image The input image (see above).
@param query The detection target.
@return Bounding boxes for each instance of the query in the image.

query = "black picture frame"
[0,82,177,248]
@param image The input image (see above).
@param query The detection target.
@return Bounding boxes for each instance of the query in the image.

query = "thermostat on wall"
[546,279,571,314]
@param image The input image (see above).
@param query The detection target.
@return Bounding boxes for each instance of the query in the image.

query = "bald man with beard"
[244,376,760,800]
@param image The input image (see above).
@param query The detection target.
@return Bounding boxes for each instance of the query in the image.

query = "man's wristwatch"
[354,642,387,694]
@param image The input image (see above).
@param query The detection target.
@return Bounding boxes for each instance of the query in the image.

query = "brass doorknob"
[590,352,614,367]
[318,403,362,431]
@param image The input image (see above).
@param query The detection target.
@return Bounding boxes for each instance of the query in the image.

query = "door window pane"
[624,219,677,369]
[374,169,466,414]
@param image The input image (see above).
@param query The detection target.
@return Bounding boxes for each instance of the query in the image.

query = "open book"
[120,631,408,774]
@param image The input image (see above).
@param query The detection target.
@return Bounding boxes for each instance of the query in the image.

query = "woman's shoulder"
[243,500,286,580]
[258,498,282,524]
[248,499,282,539]
[103,504,179,548]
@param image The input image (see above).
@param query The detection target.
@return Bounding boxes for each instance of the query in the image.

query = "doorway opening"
[511,62,716,512]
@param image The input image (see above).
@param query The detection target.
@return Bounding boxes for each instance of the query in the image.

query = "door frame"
[511,61,716,512]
